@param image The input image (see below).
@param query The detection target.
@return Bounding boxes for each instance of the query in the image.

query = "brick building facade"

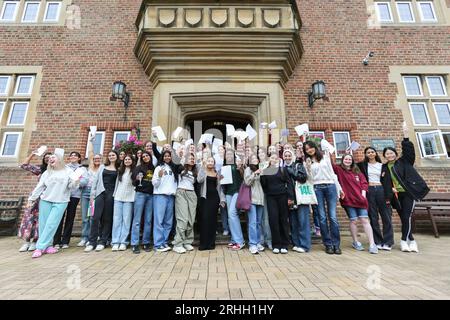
[1,0,450,233]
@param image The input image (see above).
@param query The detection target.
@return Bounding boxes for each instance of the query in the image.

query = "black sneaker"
[325,246,334,254]
[143,244,151,252]
[333,246,342,255]
[132,246,140,254]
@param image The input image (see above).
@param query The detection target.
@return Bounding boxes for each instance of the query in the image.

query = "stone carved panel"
[185,9,202,27]
[263,9,281,28]
[237,9,254,27]
[159,8,176,27]
[211,8,228,27]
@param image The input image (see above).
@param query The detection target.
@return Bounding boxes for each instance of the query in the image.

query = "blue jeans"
[36,200,68,251]
[80,197,91,241]
[312,205,320,230]
[290,205,311,251]
[112,201,133,245]
[226,193,244,246]
[153,194,175,248]
[314,184,340,248]
[248,204,264,246]
[131,192,153,246]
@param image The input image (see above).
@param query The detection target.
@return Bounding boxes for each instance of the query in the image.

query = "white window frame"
[409,102,431,126]
[433,102,450,126]
[425,76,447,97]
[43,1,62,22]
[309,131,326,139]
[113,131,131,147]
[375,2,394,22]
[416,130,447,158]
[417,1,437,22]
[7,101,29,126]
[403,76,423,96]
[14,75,35,96]
[0,1,19,22]
[0,101,5,120]
[332,131,351,159]
[85,131,105,158]
[0,76,11,96]
[396,1,416,23]
[21,1,41,23]
[0,132,22,158]
[442,132,450,159]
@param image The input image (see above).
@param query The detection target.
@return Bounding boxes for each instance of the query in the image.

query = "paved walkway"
[0,234,449,300]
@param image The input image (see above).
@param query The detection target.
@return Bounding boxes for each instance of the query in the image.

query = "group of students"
[18,123,429,259]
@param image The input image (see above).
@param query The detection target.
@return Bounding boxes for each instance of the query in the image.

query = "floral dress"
[17,164,42,242]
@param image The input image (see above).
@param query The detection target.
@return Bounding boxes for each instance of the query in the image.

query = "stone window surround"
[0,66,42,166]
[367,0,450,26]
[0,0,72,26]
[389,66,450,167]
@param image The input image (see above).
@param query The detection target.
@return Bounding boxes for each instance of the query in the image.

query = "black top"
[132,164,155,194]
[206,176,219,199]
[260,166,294,200]
[103,169,118,192]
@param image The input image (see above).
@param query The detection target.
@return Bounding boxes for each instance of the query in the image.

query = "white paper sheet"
[268,121,277,129]
[54,148,65,159]
[246,124,257,141]
[89,126,97,137]
[234,131,249,142]
[220,165,233,185]
[34,145,47,157]
[295,124,309,136]
[172,142,182,152]
[184,139,194,147]
[199,133,214,145]
[260,122,268,129]
[152,126,167,142]
[226,124,235,137]
[212,138,223,154]
[350,141,361,151]
[172,127,183,140]
[320,139,335,154]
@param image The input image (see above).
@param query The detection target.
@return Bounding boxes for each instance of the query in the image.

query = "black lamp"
[308,80,327,108]
[111,81,131,120]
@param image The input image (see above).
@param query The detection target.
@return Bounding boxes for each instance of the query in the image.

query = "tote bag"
[236,184,252,212]
[295,181,318,205]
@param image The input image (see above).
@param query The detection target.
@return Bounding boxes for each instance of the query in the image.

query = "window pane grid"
[1,133,20,156]
[376,2,393,22]
[1,2,18,21]
[44,2,61,21]
[426,76,447,96]
[434,104,450,125]
[0,76,10,94]
[15,76,34,95]
[410,103,430,125]
[8,103,28,125]
[418,2,436,21]
[397,2,415,22]
[403,76,422,96]
[22,2,40,22]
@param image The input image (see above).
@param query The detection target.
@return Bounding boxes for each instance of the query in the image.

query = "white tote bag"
[295,181,318,205]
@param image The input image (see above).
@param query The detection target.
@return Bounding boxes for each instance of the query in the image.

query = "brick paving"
[0,234,449,300]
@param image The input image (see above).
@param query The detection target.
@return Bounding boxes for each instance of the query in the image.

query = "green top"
[388,162,405,193]
[224,164,243,195]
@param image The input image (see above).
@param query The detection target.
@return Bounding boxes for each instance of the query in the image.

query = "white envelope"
[268,121,277,129]
[350,141,361,151]
[89,126,97,137]
[34,145,48,157]
[220,165,233,185]
[172,127,183,140]
[246,124,257,141]
[152,126,167,142]
[54,148,65,158]
[69,167,85,181]
[184,139,194,147]
[321,139,336,154]
[226,124,235,137]
[295,124,309,136]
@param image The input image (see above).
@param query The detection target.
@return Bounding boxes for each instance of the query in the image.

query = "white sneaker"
[28,242,36,251]
[409,241,419,253]
[183,244,194,251]
[84,245,94,252]
[280,248,288,254]
[54,244,61,250]
[112,244,119,252]
[272,248,280,254]
[400,240,411,252]
[223,230,229,236]
[294,247,305,253]
[19,243,30,252]
[382,244,392,251]
[119,244,127,251]
[292,246,298,251]
[376,244,383,250]
[155,246,171,252]
[95,244,105,252]
[249,246,259,254]
[173,246,187,254]
[62,244,69,249]
[77,240,87,247]
[256,244,265,252]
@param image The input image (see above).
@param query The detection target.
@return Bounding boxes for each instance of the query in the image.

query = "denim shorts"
[344,207,368,221]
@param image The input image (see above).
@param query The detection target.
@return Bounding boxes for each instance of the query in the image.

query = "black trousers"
[398,192,415,241]
[199,197,219,250]
[89,191,114,247]
[368,186,394,246]
[54,197,80,246]
[266,194,290,249]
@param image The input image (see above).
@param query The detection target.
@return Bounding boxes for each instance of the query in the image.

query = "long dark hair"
[40,152,52,174]
[364,147,382,163]
[340,154,360,173]
[303,141,323,162]
[139,151,154,172]
[159,150,178,182]
[181,153,198,178]
[383,147,398,158]
[105,150,120,169]
[118,155,136,182]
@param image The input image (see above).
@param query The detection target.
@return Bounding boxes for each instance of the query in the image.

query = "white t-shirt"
[367,162,382,184]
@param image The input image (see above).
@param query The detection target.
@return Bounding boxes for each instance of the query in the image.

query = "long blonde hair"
[46,154,66,173]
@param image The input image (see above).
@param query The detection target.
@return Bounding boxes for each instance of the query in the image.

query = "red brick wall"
[1,0,449,235]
